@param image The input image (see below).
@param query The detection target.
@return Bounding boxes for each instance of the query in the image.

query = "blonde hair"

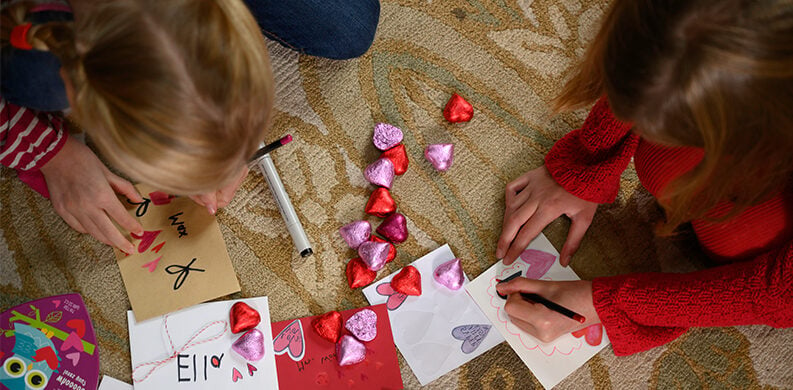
[553,0,793,234]
[3,0,274,195]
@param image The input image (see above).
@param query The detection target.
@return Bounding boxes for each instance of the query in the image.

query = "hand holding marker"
[250,135,314,257]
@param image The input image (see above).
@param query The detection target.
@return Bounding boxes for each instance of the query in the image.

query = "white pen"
[257,153,313,257]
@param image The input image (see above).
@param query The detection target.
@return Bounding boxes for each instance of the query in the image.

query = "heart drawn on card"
[66,319,86,338]
[376,282,408,311]
[231,367,243,382]
[60,331,84,352]
[273,319,305,361]
[131,230,162,253]
[65,351,80,366]
[451,324,492,354]
[571,323,604,346]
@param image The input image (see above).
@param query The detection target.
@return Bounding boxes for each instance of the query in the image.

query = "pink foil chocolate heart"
[433,258,464,290]
[339,220,371,250]
[364,158,395,188]
[376,213,408,244]
[357,241,390,271]
[345,308,378,342]
[424,144,454,171]
[373,123,404,151]
[336,335,366,366]
[232,328,266,361]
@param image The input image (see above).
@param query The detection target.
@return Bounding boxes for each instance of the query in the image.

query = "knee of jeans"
[323,1,380,60]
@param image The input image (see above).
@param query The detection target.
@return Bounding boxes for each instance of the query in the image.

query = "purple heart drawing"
[451,324,492,354]
[376,282,408,311]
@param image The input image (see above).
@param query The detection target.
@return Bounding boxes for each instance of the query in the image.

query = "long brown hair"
[2,0,274,195]
[554,0,793,234]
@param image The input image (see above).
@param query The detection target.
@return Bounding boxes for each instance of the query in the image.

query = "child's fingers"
[503,210,557,264]
[105,197,143,236]
[57,208,88,234]
[91,211,135,254]
[496,277,543,296]
[105,169,144,203]
[560,214,593,266]
[497,199,540,261]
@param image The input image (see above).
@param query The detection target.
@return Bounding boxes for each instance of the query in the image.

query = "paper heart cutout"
[232,367,243,382]
[345,309,378,342]
[391,266,422,296]
[273,319,305,361]
[433,258,464,290]
[443,93,474,123]
[149,191,174,205]
[66,319,86,338]
[380,144,408,175]
[60,331,84,352]
[357,241,390,271]
[376,213,408,244]
[364,158,395,188]
[375,282,408,311]
[311,311,343,344]
[370,236,396,263]
[336,335,366,366]
[346,257,376,289]
[571,323,604,346]
[230,302,261,334]
[339,220,371,250]
[424,144,454,172]
[131,230,162,253]
[372,123,404,151]
[65,351,80,366]
[365,188,396,217]
[232,328,266,361]
[452,324,492,354]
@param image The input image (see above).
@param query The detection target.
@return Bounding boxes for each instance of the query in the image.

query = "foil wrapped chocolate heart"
[339,220,371,250]
[230,302,261,334]
[370,236,396,263]
[336,335,366,366]
[311,311,343,343]
[391,265,422,296]
[380,144,409,176]
[424,144,454,171]
[358,241,390,271]
[232,328,265,361]
[364,158,395,188]
[443,93,474,123]
[372,123,403,151]
[346,257,376,289]
[345,308,378,342]
[365,188,396,217]
[376,213,408,244]
[433,258,464,290]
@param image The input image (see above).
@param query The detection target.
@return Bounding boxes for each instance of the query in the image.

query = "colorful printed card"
[113,184,240,321]
[466,233,610,389]
[362,245,504,385]
[98,376,132,390]
[270,304,402,390]
[128,297,278,389]
[0,294,100,390]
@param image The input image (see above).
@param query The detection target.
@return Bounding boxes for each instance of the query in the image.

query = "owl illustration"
[1,323,60,390]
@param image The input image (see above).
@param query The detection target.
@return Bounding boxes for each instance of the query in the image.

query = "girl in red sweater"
[495,0,793,355]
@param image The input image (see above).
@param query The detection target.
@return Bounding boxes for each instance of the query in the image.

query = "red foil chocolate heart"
[365,188,396,217]
[380,144,409,176]
[376,213,408,244]
[370,236,396,263]
[230,302,262,334]
[311,311,343,343]
[346,257,376,289]
[391,266,422,296]
[443,93,473,123]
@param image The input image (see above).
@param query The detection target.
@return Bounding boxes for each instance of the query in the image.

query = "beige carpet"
[2,0,793,388]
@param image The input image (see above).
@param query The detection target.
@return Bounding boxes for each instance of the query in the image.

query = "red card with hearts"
[270,304,402,390]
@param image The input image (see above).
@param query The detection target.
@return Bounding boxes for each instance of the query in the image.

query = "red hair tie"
[10,23,34,50]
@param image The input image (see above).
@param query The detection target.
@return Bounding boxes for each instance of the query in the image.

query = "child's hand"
[497,165,598,265]
[496,277,600,343]
[190,166,249,215]
[40,137,144,253]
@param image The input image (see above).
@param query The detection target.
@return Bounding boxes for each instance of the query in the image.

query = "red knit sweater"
[544,97,793,356]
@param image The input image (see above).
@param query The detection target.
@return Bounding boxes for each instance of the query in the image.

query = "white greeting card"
[98,376,133,390]
[127,297,278,390]
[466,234,610,389]
[362,244,504,385]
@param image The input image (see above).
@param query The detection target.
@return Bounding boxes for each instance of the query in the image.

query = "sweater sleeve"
[544,97,638,204]
[1,97,67,171]
[592,242,793,356]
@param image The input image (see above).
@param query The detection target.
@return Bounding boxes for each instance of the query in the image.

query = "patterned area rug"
[2,0,793,388]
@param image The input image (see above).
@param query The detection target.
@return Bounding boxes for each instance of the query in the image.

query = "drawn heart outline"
[273,319,305,361]
[451,324,492,354]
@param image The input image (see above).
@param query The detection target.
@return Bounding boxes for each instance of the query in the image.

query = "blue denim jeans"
[2,1,380,111]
